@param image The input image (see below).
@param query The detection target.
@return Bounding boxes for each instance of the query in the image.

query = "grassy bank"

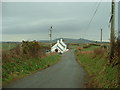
[76,45,119,88]
[2,41,61,85]
[2,54,61,85]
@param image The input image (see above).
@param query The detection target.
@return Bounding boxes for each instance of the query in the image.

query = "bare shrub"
[93,47,106,58]
[21,41,46,58]
[77,47,83,51]
[2,51,13,63]
[90,43,101,46]
[83,44,91,48]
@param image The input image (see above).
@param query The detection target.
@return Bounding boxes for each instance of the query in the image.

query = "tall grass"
[76,45,119,88]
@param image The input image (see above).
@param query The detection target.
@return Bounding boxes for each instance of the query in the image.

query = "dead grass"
[79,51,94,54]
[77,47,83,51]
[93,47,107,58]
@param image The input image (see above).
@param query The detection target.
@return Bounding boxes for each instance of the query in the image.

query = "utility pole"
[49,26,52,48]
[118,1,120,39]
[101,28,102,43]
[110,0,115,63]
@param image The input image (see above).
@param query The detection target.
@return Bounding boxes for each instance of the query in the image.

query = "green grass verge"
[76,51,119,88]
[2,54,61,85]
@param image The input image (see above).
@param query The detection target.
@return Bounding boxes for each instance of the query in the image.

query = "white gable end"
[51,39,69,53]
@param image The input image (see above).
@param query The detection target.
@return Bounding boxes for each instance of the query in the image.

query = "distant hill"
[1,38,109,44]
[39,38,97,44]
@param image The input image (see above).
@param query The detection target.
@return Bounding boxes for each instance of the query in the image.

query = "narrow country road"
[3,50,87,88]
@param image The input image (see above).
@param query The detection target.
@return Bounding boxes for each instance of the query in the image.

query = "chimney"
[57,40,59,43]
[60,39,63,42]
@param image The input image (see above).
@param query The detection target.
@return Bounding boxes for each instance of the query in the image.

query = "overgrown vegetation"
[2,54,60,85]
[113,39,120,65]
[76,44,119,88]
[2,41,50,62]
[2,41,60,85]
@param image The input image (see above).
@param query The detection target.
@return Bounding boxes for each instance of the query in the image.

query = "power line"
[84,0,102,38]
[86,0,102,31]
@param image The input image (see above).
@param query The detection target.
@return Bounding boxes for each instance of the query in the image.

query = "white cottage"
[51,39,69,53]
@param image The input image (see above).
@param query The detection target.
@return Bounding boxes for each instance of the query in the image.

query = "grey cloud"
[2,2,117,41]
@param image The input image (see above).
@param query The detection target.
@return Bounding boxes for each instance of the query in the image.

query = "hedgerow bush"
[2,41,49,63]
[21,41,45,58]
[114,39,120,64]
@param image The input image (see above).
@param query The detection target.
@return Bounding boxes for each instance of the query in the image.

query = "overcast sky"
[2,2,118,41]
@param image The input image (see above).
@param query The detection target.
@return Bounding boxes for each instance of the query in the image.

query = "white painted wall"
[51,39,69,53]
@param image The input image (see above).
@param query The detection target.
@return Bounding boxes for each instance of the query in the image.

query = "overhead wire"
[83,0,102,39]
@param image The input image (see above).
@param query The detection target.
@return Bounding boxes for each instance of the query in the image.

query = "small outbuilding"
[51,39,69,53]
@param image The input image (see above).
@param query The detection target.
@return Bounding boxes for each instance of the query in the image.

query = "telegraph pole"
[101,28,102,43]
[118,1,120,39]
[49,26,52,48]
[110,0,115,63]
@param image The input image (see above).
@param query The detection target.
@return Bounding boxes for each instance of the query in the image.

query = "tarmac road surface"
[3,50,87,88]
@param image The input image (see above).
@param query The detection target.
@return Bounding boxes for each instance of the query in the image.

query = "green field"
[0,43,19,51]
[68,44,79,49]
[82,45,99,51]
[1,42,50,51]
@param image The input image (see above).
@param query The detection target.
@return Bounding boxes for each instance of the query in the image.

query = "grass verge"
[2,54,61,86]
[76,46,119,88]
